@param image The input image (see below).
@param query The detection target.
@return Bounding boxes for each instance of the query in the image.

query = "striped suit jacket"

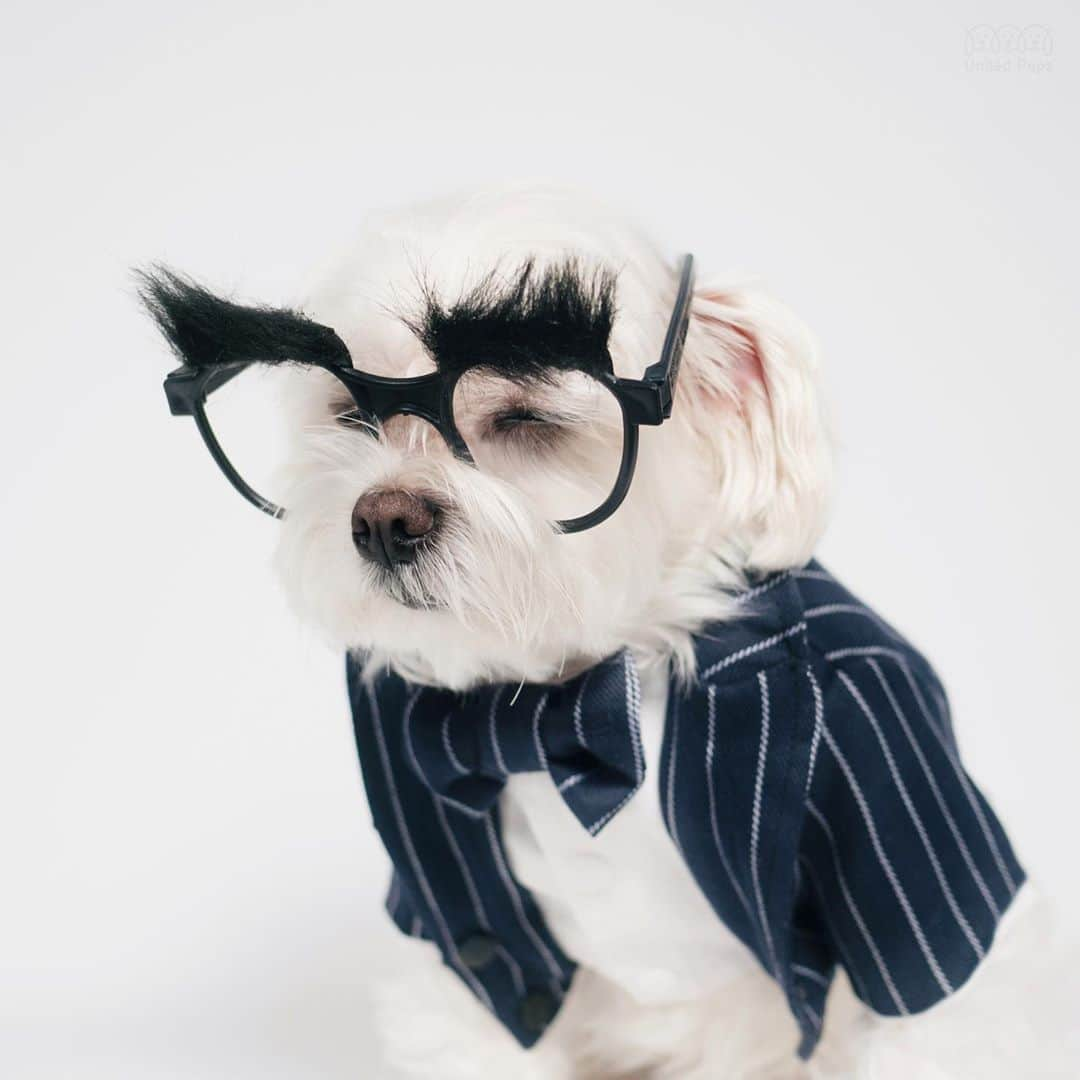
[347,561,1023,1058]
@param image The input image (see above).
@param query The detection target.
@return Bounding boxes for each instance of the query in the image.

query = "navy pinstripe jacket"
[347,562,1023,1058]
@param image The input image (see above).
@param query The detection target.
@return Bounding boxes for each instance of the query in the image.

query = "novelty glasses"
[161,255,694,533]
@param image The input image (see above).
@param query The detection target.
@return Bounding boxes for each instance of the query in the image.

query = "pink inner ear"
[726,322,768,396]
[695,306,770,406]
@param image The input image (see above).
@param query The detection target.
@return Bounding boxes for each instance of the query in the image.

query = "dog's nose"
[351,490,437,569]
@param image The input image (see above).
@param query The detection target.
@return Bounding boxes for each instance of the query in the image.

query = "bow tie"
[403,650,644,835]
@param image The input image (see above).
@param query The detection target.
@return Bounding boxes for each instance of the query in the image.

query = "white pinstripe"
[792,963,831,989]
[930,682,952,728]
[805,666,824,794]
[804,603,905,642]
[801,1001,822,1030]
[750,671,780,977]
[586,656,645,836]
[792,568,834,583]
[401,682,552,993]
[806,603,878,619]
[404,691,486,820]
[439,798,489,820]
[495,946,527,996]
[430,795,527,996]
[623,653,643,785]
[572,669,592,749]
[824,645,1017,897]
[735,570,791,603]
[838,669,984,961]
[897,657,1018,897]
[825,645,909,664]
[431,796,492,928]
[705,684,754,920]
[557,771,589,794]
[402,687,425,780]
[805,802,908,1014]
[819,721,952,995]
[586,783,642,836]
[797,853,875,1007]
[664,705,683,854]
[441,711,469,776]
[365,684,495,1011]
[482,814,565,982]
[700,622,807,679]
[868,657,1000,920]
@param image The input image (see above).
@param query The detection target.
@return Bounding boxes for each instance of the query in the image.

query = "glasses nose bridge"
[358,379,472,462]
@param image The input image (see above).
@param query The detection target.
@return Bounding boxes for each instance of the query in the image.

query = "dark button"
[518,989,558,1035]
[458,931,498,971]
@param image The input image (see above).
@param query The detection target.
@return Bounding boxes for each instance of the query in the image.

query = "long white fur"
[269,187,1076,1077]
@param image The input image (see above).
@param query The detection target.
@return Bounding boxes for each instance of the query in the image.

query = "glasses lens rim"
[192,361,635,529]
[449,367,628,526]
[198,362,364,518]
[194,397,285,517]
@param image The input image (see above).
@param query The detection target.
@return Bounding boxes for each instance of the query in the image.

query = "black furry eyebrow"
[403,258,618,380]
[136,266,351,371]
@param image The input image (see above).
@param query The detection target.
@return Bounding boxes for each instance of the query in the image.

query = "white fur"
[267,187,1076,1077]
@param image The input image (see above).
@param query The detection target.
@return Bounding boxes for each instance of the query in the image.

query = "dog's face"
[151,190,830,687]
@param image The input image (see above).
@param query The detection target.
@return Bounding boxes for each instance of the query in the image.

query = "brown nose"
[351,490,437,569]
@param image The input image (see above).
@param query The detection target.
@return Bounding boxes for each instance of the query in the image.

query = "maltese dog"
[141,188,1074,1079]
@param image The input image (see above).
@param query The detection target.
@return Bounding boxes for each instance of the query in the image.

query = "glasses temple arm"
[620,253,695,422]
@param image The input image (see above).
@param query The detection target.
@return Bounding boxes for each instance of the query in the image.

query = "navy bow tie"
[403,650,644,835]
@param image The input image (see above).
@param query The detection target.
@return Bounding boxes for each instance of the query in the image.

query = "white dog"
[142,188,1076,1079]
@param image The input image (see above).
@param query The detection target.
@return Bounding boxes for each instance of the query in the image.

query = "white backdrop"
[2,2,1077,1076]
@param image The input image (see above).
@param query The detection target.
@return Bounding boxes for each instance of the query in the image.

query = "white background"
[2,2,1077,1076]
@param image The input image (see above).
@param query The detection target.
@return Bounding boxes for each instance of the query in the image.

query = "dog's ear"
[136,266,351,370]
[678,282,831,570]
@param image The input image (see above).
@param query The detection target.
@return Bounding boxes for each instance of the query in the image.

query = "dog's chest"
[499,662,755,1004]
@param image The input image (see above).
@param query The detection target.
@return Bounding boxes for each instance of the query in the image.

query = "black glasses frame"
[164,254,694,533]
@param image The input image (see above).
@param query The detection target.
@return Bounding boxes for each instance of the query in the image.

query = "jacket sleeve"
[794,652,1024,1017]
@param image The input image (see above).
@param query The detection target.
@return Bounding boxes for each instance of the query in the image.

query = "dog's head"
[144,189,830,687]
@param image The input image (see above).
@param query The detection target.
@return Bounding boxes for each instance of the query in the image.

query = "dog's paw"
[812,890,1080,1080]
[371,939,576,1080]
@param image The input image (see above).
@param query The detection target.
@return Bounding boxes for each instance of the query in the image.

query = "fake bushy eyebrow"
[404,258,618,380]
[136,266,351,370]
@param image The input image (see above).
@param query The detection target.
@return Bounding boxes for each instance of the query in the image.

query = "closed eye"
[489,407,564,433]
[485,407,570,448]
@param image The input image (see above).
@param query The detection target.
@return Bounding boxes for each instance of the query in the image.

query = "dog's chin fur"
[272,186,831,689]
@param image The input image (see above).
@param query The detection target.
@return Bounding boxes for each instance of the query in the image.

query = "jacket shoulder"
[788,564,916,662]
[696,562,938,689]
